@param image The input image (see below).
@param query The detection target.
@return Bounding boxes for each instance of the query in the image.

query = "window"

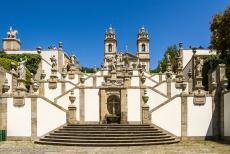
[141,44,145,52]
[108,44,112,52]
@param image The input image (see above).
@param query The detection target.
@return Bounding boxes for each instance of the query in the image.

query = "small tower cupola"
[104,25,117,64]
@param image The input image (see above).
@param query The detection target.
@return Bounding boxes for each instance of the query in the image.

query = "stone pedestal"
[142,104,150,124]
[13,78,27,106]
[48,68,58,89]
[67,105,77,124]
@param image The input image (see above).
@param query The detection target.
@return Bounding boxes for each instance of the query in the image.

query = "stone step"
[35,140,180,146]
[35,124,179,146]
[67,124,150,127]
[46,135,171,140]
[54,130,162,134]
[40,137,176,143]
[50,132,167,137]
[59,127,159,131]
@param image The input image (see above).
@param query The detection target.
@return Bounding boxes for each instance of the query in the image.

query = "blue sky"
[0,0,229,68]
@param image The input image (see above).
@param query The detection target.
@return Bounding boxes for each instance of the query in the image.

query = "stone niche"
[99,88,127,124]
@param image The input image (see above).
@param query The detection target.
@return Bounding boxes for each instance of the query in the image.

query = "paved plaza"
[0,140,230,154]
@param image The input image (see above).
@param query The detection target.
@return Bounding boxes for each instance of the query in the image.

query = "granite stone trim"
[31,97,37,140]
[7,137,32,141]
[0,97,7,130]
[79,87,85,123]
[181,94,188,140]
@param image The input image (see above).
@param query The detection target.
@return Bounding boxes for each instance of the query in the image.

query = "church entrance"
[106,95,121,124]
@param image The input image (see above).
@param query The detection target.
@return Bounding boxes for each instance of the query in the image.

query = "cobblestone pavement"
[0,140,230,154]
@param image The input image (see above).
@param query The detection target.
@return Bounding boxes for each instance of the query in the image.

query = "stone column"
[120,88,128,124]
[39,81,45,96]
[79,87,85,123]
[31,97,37,139]
[0,98,7,130]
[181,93,188,140]
[99,89,107,124]
[93,76,96,87]
[166,78,172,98]
[142,89,150,124]
[67,91,77,124]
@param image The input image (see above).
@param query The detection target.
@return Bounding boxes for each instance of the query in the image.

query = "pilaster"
[31,97,37,139]
[181,93,188,140]
[120,88,127,124]
[0,98,7,130]
[79,87,85,123]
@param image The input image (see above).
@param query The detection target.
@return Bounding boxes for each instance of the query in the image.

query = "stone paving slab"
[0,140,230,154]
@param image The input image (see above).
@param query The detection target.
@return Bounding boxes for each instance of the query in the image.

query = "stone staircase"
[35,124,179,146]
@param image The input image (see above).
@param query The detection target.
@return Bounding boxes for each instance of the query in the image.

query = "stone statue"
[70,54,76,65]
[166,53,171,63]
[50,55,57,68]
[196,57,203,77]
[7,27,18,39]
[18,58,27,79]
[111,56,117,70]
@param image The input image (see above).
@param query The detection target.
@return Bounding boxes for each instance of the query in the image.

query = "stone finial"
[179,42,183,49]
[80,76,85,85]
[192,47,197,55]
[32,81,39,93]
[37,46,42,54]
[142,89,149,104]
[166,53,172,79]
[40,70,46,80]
[69,91,76,104]
[221,75,228,91]
[2,79,10,93]
[61,67,67,80]
[140,73,146,85]
[58,42,63,50]
[93,65,97,73]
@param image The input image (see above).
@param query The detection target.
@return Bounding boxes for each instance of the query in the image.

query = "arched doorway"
[106,95,121,124]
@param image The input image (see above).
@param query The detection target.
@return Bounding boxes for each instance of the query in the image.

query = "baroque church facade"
[0,26,229,146]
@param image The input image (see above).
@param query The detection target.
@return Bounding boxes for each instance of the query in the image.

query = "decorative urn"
[142,89,149,104]
[32,81,39,92]
[69,91,76,104]
[80,76,85,84]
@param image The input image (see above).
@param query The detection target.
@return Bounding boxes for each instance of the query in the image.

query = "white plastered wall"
[224,92,230,136]
[187,97,213,136]
[147,89,167,110]
[44,82,62,101]
[127,89,141,122]
[84,77,93,87]
[155,82,167,96]
[7,98,31,136]
[5,72,12,93]
[131,77,139,87]
[37,98,66,136]
[151,74,159,83]
[151,97,181,136]
[84,89,99,122]
[145,78,157,87]
[96,77,104,87]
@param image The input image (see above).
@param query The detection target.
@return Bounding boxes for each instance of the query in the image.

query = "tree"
[210,5,230,62]
[151,45,178,73]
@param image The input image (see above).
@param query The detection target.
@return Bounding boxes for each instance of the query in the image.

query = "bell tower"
[137,26,150,71]
[104,25,117,64]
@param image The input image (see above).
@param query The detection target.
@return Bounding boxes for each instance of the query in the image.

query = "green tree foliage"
[151,45,178,73]
[0,58,32,90]
[0,52,41,75]
[208,5,230,89]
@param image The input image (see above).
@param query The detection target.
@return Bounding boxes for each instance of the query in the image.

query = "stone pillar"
[120,88,128,124]
[39,81,45,96]
[93,76,96,87]
[79,87,85,123]
[99,89,107,124]
[181,93,188,140]
[187,69,193,94]
[0,98,7,130]
[142,89,150,124]
[166,79,171,98]
[13,78,27,107]
[159,72,162,83]
[31,97,37,139]
[67,91,77,124]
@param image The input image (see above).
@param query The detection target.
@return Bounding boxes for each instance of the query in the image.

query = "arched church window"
[108,44,112,52]
[141,44,145,52]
